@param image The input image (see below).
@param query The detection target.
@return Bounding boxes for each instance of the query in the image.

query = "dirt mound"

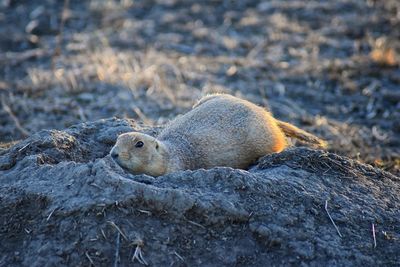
[0,118,399,266]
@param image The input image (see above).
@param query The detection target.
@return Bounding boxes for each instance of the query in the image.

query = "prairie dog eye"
[135,141,144,148]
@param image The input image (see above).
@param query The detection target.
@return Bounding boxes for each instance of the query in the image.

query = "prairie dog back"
[158,94,287,169]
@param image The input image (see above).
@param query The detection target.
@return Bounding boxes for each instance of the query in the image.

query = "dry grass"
[0,0,399,175]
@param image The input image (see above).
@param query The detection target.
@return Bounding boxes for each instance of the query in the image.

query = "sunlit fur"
[111,94,326,176]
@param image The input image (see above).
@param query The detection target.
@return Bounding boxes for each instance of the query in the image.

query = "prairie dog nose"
[110,150,119,159]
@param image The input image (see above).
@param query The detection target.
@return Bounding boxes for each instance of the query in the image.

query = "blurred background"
[0,0,399,175]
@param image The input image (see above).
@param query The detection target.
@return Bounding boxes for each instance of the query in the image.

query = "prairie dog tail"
[276,120,328,149]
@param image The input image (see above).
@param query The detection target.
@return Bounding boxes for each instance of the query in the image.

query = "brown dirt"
[0,0,399,175]
[0,118,399,266]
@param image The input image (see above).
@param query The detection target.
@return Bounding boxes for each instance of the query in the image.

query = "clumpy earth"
[0,119,399,266]
[0,0,400,266]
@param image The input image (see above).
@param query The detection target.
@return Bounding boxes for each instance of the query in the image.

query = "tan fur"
[276,120,327,148]
[111,94,327,176]
[110,133,169,177]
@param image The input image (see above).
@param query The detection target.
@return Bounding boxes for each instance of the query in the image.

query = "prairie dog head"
[110,132,167,177]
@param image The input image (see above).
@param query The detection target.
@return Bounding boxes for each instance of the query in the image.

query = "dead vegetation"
[0,0,399,177]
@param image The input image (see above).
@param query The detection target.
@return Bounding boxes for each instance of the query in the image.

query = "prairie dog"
[110,94,326,176]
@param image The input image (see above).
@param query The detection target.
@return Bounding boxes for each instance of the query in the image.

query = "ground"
[0,0,399,175]
[0,1,400,266]
[0,119,399,266]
